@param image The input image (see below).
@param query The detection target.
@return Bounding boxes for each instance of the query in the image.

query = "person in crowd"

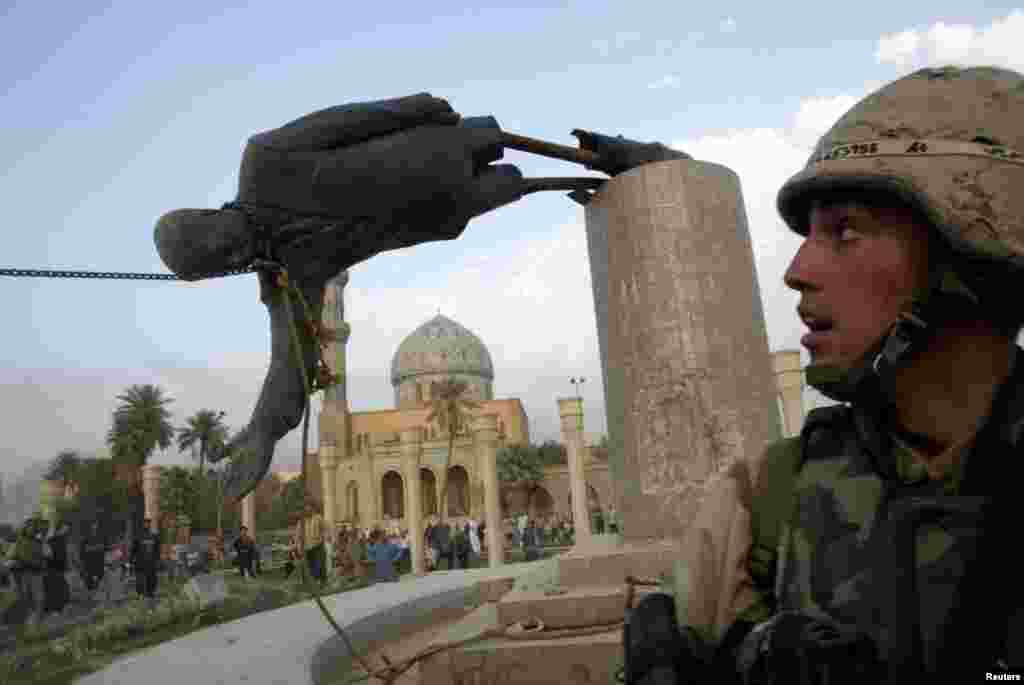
[6,519,46,625]
[366,528,403,583]
[233,526,257,579]
[79,521,106,592]
[130,518,160,599]
[43,521,71,615]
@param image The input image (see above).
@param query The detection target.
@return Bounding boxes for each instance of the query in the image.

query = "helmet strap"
[806,259,979,405]
[873,261,980,378]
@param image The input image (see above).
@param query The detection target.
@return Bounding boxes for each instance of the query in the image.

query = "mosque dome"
[389,314,495,387]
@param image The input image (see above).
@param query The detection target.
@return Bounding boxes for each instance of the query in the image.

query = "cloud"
[874,10,1024,72]
[874,29,920,66]
[793,94,858,138]
[648,75,681,90]
[720,17,737,33]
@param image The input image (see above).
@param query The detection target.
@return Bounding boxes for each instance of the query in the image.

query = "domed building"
[314,273,536,533]
[390,314,495,408]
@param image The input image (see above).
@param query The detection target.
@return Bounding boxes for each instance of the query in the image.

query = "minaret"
[318,271,351,535]
[322,270,351,412]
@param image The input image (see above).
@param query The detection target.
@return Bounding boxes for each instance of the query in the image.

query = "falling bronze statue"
[154,93,687,502]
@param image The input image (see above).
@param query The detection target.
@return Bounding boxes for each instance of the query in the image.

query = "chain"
[0,266,256,281]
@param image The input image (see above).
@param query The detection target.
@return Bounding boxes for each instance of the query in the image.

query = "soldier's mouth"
[799,313,835,349]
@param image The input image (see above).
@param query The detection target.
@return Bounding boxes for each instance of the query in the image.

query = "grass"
[0,569,371,685]
[0,545,563,684]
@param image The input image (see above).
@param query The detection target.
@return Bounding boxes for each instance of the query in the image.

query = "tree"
[176,409,228,475]
[425,378,480,522]
[158,466,200,524]
[186,428,244,535]
[44,449,82,483]
[53,457,133,543]
[44,449,83,496]
[536,440,568,466]
[259,476,307,531]
[497,444,547,514]
[105,384,175,537]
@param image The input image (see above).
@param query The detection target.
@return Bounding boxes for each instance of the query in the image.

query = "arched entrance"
[421,468,438,517]
[381,471,404,519]
[447,465,469,517]
[346,481,359,521]
[568,484,602,514]
[530,486,555,519]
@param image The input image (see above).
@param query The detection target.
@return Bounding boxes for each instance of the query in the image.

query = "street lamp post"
[570,377,585,400]
[570,377,586,434]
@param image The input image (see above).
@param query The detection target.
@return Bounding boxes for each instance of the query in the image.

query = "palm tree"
[425,378,480,522]
[105,384,175,536]
[496,444,546,514]
[207,428,242,539]
[177,409,228,475]
[44,449,83,496]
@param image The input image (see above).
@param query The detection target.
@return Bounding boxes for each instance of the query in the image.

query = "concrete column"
[241,493,256,535]
[559,398,593,545]
[141,464,162,525]
[584,159,782,540]
[474,414,504,568]
[773,349,805,438]
[401,428,425,575]
[319,446,339,542]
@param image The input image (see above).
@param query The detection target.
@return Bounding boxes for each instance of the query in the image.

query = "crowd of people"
[1,505,609,625]
[1,515,165,626]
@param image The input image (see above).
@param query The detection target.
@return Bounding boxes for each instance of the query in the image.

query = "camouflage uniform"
[758,354,1024,677]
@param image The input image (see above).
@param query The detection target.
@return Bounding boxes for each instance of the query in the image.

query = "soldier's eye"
[835,217,861,242]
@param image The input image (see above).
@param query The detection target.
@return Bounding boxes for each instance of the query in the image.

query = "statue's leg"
[220,270,325,501]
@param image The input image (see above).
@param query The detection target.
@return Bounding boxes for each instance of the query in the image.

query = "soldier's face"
[784,197,931,370]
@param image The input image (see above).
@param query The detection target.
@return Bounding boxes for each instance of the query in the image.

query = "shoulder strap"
[746,404,850,594]
[747,436,803,595]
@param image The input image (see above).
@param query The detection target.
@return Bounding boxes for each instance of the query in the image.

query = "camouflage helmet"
[776,66,1024,403]
[779,65,1024,268]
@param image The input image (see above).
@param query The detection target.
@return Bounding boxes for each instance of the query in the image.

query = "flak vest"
[765,353,1024,677]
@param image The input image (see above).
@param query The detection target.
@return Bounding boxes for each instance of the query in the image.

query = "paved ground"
[75,564,530,685]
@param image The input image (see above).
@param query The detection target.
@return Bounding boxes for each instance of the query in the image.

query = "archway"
[530,486,555,520]
[447,465,469,517]
[420,468,438,517]
[345,481,359,521]
[381,471,404,519]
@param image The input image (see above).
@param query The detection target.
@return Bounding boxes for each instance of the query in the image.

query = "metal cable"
[0,267,256,281]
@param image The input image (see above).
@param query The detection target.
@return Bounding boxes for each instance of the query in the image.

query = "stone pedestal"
[474,414,504,568]
[558,398,593,546]
[584,159,781,540]
[141,464,162,526]
[773,349,805,438]
[400,428,425,575]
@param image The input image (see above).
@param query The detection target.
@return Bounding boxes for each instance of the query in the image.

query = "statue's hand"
[571,128,690,176]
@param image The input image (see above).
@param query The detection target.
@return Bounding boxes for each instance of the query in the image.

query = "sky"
[2,2,1023,484]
